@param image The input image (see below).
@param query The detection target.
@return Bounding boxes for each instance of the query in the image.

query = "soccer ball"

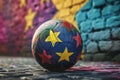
[31,20,82,72]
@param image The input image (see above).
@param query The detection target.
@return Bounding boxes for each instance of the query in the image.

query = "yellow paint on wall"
[59,9,70,17]
[52,0,88,31]
[64,0,72,8]
[24,9,36,32]
[70,5,81,14]
[52,0,64,10]
[20,0,26,7]
[73,0,85,5]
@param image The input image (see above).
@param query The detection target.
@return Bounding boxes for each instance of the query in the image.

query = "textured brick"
[70,5,81,14]
[53,0,88,32]
[86,41,98,53]
[81,0,92,11]
[99,41,120,52]
[84,54,93,61]
[93,53,106,61]
[102,5,120,16]
[99,41,112,51]
[112,28,120,39]
[75,12,86,23]
[112,5,120,12]
[93,0,105,7]
[87,9,100,19]
[111,41,120,51]
[92,18,105,30]
[52,0,64,10]
[113,54,120,62]
[114,1,120,5]
[88,30,110,40]
[74,0,120,61]
[84,40,91,53]
[52,0,60,4]
[106,0,115,3]
[73,0,84,5]
[80,20,92,32]
[102,5,112,16]
[82,44,87,52]
[64,15,74,22]
[59,8,70,17]
[82,44,87,54]
[81,33,87,42]
[106,15,120,28]
[63,0,72,8]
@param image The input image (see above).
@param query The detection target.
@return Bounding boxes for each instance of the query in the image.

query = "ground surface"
[0,57,120,80]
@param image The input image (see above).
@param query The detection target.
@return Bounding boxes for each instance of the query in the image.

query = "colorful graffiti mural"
[0,0,88,57]
[0,0,120,62]
[0,0,56,56]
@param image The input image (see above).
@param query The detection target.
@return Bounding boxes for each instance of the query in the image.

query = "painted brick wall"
[75,0,120,62]
[0,0,57,56]
[52,0,88,30]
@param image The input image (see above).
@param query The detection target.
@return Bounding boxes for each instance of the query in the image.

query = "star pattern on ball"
[24,8,36,32]
[45,30,62,47]
[38,50,52,64]
[56,47,73,62]
[73,33,82,47]
[20,0,26,7]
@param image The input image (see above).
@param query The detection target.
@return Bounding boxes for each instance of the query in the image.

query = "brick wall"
[0,0,57,56]
[0,15,8,55]
[75,0,120,62]
[52,0,88,30]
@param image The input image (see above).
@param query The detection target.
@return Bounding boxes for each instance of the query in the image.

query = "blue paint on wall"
[75,0,120,61]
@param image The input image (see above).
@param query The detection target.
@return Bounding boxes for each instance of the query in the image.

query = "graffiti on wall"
[0,0,88,57]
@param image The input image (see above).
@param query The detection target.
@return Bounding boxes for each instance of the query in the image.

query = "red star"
[73,33,82,47]
[62,21,73,30]
[38,50,52,64]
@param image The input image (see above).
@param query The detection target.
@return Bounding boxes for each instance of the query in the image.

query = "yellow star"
[45,30,62,47]
[24,8,36,32]
[56,47,73,62]
[20,0,26,7]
